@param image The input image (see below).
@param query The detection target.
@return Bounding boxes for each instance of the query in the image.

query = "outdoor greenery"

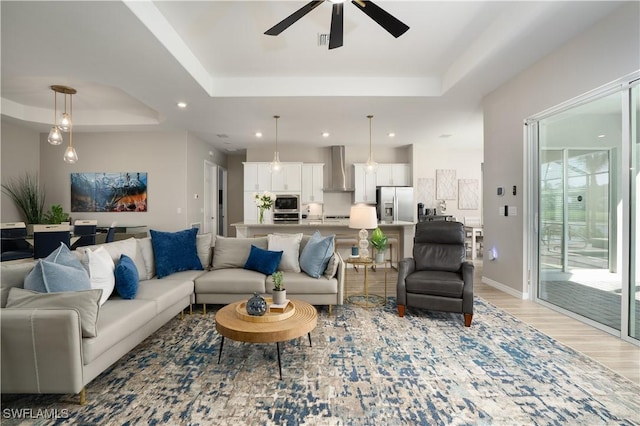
[1,172,46,224]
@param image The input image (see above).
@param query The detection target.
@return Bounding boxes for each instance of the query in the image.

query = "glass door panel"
[537,92,623,331]
[631,85,639,341]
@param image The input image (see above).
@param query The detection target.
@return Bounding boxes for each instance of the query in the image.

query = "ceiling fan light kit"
[265,0,409,50]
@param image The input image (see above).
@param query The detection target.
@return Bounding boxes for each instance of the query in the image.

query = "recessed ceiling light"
[255,132,263,138]
[598,134,606,138]
[388,132,395,138]
[177,102,187,108]
[322,132,330,138]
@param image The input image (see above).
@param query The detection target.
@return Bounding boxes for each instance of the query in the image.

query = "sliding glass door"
[532,77,639,343]
[631,85,639,340]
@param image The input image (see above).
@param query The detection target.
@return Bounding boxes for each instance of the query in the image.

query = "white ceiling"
[0,1,624,154]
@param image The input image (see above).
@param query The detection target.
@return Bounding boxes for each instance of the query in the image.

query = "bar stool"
[386,233,399,269]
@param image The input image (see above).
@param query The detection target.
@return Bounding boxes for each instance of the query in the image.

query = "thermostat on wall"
[497,187,504,196]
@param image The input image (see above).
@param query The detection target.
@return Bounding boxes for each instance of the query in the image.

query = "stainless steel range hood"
[324,145,354,192]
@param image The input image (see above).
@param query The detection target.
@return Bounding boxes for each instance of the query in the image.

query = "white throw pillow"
[96,238,146,280]
[83,246,115,305]
[268,233,303,272]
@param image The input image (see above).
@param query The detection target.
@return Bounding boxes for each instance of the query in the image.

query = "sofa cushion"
[24,243,90,293]
[323,254,340,279]
[196,233,213,269]
[0,261,37,307]
[136,237,155,280]
[150,228,203,278]
[268,233,303,272]
[82,298,156,365]
[195,268,267,294]
[244,245,282,275]
[265,272,338,295]
[115,254,139,299]
[299,231,335,278]
[77,238,147,281]
[6,287,101,338]
[211,236,268,270]
[135,278,194,313]
[82,246,115,305]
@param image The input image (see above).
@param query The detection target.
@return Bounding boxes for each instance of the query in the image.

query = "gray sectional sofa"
[0,233,344,403]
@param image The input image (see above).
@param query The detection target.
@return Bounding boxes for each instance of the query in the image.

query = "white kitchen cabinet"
[376,163,411,186]
[243,191,258,223]
[301,164,324,203]
[243,162,272,192]
[353,164,377,204]
[271,163,302,192]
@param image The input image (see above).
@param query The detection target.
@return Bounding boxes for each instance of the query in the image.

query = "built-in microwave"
[274,194,300,213]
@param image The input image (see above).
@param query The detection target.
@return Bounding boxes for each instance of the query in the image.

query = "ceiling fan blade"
[351,0,409,38]
[265,0,324,36]
[328,3,344,49]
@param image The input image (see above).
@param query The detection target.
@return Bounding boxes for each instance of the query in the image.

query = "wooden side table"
[344,257,388,308]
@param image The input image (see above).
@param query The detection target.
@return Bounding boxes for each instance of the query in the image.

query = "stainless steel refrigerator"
[376,186,414,222]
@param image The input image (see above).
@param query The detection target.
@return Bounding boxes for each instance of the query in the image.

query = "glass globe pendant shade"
[47,126,63,145]
[58,113,71,132]
[365,156,378,174]
[63,145,78,164]
[269,151,282,173]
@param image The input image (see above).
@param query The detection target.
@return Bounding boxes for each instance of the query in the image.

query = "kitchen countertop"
[232,220,415,227]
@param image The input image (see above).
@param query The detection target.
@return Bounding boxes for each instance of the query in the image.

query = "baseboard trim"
[482,277,529,300]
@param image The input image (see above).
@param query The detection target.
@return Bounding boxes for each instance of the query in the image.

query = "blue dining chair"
[33,224,71,259]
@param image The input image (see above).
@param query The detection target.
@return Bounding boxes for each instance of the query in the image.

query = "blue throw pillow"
[25,242,90,292]
[299,231,335,278]
[244,245,283,275]
[115,254,139,299]
[150,228,203,279]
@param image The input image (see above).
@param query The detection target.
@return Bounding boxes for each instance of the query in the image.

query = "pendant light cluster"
[47,85,78,164]
[365,114,378,174]
[269,115,282,173]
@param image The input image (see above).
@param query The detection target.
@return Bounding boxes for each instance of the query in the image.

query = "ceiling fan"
[264,0,410,50]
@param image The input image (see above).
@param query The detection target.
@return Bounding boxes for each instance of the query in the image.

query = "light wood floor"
[343,260,640,385]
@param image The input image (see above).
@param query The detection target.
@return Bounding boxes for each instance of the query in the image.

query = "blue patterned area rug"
[2,298,639,425]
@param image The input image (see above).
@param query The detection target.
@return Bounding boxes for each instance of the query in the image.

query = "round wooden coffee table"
[215,299,318,379]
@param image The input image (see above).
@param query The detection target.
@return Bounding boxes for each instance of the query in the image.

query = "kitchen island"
[232,220,416,261]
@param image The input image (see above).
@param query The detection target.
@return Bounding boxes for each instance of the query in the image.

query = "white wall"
[411,143,483,222]
[186,132,228,232]
[0,126,229,232]
[1,118,41,222]
[482,2,640,297]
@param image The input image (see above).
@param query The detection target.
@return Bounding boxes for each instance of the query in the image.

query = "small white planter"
[375,252,385,263]
[272,289,287,305]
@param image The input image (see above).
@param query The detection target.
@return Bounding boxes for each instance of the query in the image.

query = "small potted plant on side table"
[370,227,388,264]
[271,271,286,304]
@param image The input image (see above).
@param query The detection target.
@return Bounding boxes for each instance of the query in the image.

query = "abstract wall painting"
[436,169,457,200]
[71,172,147,212]
[458,179,479,210]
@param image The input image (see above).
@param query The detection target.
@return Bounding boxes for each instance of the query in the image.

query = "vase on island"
[259,208,265,224]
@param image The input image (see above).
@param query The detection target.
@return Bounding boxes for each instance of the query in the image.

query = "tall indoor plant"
[1,172,46,225]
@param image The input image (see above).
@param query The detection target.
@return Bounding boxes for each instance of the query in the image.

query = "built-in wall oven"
[273,194,300,223]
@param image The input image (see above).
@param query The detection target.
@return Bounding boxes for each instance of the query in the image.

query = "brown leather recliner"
[397,221,474,326]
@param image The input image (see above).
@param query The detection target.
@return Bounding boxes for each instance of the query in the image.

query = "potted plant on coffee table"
[271,271,286,304]
[370,227,388,264]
